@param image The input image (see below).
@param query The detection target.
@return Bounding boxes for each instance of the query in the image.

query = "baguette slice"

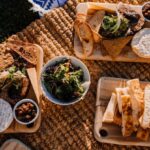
[102,93,117,123]
[122,95,133,137]
[78,22,94,56]
[115,87,128,113]
[127,79,144,131]
[139,85,150,129]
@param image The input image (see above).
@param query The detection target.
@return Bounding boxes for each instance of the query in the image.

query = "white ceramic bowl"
[13,99,40,125]
[40,56,91,105]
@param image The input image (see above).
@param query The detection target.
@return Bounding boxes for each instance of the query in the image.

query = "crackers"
[7,40,37,65]
[0,44,14,71]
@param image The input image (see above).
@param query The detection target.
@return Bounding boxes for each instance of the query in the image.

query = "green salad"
[100,14,129,38]
[43,59,85,100]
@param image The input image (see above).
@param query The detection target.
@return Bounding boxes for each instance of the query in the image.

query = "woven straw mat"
[0,0,150,149]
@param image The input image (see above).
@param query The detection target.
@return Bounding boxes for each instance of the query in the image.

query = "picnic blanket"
[0,0,150,149]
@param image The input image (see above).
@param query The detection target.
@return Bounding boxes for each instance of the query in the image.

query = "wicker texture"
[1,0,150,149]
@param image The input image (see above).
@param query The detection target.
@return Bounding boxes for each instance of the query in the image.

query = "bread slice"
[102,93,117,123]
[127,79,144,131]
[77,22,94,56]
[139,85,150,129]
[115,87,128,113]
[122,95,133,137]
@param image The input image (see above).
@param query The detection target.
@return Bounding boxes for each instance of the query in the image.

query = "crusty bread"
[115,87,128,113]
[121,95,133,137]
[102,93,117,123]
[139,85,150,129]
[131,28,150,58]
[127,79,144,131]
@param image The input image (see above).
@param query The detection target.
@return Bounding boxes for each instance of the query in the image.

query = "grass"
[0,0,39,42]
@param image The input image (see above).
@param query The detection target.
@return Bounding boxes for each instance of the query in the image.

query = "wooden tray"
[94,77,150,146]
[74,2,150,63]
[2,44,43,133]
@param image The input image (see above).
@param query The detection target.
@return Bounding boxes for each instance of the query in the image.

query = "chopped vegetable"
[100,14,129,38]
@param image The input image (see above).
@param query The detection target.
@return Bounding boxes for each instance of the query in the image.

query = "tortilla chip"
[88,10,105,33]
[102,36,132,57]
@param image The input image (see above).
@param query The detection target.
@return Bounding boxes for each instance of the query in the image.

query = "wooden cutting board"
[94,77,150,146]
[2,43,43,134]
[74,2,150,63]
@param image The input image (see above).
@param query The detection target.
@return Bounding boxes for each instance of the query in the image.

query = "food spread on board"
[0,40,40,132]
[102,79,150,141]
[1,1,150,146]
[74,2,150,60]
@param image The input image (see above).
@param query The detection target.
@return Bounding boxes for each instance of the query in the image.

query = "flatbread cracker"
[88,10,105,32]
[0,44,14,71]
[7,40,37,65]
[102,36,132,57]
[122,95,133,137]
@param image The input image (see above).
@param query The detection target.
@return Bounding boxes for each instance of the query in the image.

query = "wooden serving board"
[94,77,150,146]
[74,2,150,63]
[2,44,43,133]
